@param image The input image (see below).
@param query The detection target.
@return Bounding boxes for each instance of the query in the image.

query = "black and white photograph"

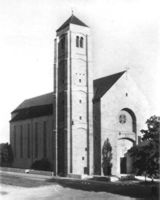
[0,0,159,199]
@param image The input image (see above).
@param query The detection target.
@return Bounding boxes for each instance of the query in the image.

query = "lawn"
[0,170,159,200]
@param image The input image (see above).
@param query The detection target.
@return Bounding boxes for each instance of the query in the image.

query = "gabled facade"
[93,72,149,175]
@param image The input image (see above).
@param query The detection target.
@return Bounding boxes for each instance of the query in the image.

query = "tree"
[129,116,160,180]
[0,143,13,166]
[102,138,112,175]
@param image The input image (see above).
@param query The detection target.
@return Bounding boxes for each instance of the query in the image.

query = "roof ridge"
[24,92,53,102]
[12,92,53,113]
[93,71,126,102]
[94,70,126,82]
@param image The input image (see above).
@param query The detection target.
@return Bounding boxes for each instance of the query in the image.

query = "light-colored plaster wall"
[100,73,150,175]
[69,25,93,175]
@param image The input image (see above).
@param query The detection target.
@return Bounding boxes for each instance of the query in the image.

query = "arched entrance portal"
[118,138,134,174]
[117,108,136,174]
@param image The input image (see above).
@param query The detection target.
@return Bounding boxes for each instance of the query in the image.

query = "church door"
[120,157,127,174]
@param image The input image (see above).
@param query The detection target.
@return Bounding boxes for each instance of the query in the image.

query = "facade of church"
[10,15,149,176]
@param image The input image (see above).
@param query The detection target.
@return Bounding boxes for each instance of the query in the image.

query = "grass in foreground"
[0,172,159,199]
[0,173,53,187]
[47,177,159,199]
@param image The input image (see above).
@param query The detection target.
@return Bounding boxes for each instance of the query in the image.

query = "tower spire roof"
[56,14,88,32]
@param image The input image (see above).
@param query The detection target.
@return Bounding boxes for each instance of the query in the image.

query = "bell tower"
[53,14,93,176]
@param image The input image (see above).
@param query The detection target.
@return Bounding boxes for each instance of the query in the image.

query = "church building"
[10,14,149,177]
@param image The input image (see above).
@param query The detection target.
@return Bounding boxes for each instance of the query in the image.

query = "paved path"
[0,183,145,200]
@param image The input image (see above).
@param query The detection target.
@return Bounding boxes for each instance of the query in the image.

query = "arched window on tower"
[80,37,84,48]
[76,36,79,47]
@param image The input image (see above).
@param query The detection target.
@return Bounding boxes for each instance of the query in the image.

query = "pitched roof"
[93,71,126,102]
[10,104,53,122]
[11,92,54,122]
[12,92,53,113]
[56,14,88,32]
[11,71,125,121]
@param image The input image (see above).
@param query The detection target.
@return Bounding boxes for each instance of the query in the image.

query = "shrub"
[120,175,135,181]
[102,138,112,175]
[31,158,51,171]
[128,116,160,180]
[0,143,13,166]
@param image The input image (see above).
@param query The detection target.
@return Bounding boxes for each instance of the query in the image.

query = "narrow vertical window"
[20,125,23,158]
[14,126,16,158]
[35,122,38,158]
[27,124,30,158]
[61,37,65,49]
[43,121,47,158]
[76,36,79,47]
[80,37,84,48]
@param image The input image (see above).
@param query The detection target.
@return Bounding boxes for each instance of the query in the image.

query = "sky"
[0,0,160,143]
